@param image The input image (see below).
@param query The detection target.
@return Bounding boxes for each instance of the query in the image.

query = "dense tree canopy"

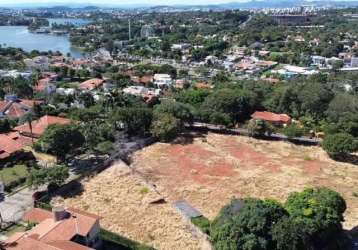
[35,124,85,160]
[210,188,350,250]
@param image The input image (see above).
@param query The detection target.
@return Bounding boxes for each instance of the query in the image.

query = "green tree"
[0,119,11,133]
[247,119,273,137]
[284,187,349,250]
[282,124,304,139]
[322,133,358,159]
[153,100,194,127]
[27,165,69,189]
[78,92,95,108]
[200,88,252,125]
[35,124,85,161]
[271,217,308,250]
[175,89,210,108]
[150,113,180,142]
[111,107,153,136]
[211,198,287,250]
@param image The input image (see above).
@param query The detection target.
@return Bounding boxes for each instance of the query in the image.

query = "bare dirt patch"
[132,133,358,230]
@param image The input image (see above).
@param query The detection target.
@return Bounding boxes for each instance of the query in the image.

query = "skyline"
[0,0,249,7]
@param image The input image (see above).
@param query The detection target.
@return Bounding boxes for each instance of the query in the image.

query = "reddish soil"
[132,133,358,230]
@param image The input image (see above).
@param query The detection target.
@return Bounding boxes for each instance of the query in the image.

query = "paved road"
[187,122,321,145]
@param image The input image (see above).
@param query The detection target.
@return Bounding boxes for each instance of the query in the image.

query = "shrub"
[150,114,180,142]
[247,119,273,137]
[95,141,114,154]
[322,133,358,159]
[283,124,304,139]
[191,216,211,235]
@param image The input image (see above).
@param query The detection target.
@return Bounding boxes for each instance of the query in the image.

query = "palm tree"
[20,112,35,145]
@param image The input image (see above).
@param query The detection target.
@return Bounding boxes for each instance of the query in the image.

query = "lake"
[0,18,91,58]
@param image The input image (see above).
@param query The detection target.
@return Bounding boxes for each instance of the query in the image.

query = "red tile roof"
[6,131,34,147]
[35,78,51,92]
[47,240,93,250]
[251,111,291,124]
[0,99,41,119]
[6,207,100,250]
[0,134,23,159]
[79,78,104,91]
[23,208,53,224]
[14,115,71,138]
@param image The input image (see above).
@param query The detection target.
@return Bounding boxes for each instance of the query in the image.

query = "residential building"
[153,74,172,87]
[79,78,105,91]
[0,95,42,120]
[251,111,291,126]
[0,134,24,161]
[141,25,155,38]
[171,43,191,51]
[24,56,49,71]
[34,78,57,94]
[5,207,102,250]
[351,57,358,67]
[14,115,71,139]
[0,70,32,79]
[311,55,326,67]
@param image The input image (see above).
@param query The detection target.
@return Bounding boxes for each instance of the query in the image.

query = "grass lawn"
[1,224,26,237]
[0,165,29,187]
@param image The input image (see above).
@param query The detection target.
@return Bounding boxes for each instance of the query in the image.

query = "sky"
[0,0,247,7]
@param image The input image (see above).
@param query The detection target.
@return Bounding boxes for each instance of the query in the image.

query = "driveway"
[0,187,37,223]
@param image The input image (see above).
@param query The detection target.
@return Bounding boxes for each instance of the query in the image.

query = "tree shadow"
[68,156,106,175]
[54,180,84,199]
[332,154,358,166]
[171,131,207,145]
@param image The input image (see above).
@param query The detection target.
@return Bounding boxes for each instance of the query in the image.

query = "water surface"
[0,25,84,58]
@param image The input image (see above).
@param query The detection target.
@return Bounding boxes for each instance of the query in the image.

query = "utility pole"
[128,19,131,41]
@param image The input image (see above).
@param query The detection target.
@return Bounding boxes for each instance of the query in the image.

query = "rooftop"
[5,207,101,250]
[251,111,291,124]
[14,115,71,138]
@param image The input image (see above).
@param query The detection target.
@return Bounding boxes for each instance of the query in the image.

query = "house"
[251,111,291,126]
[258,50,270,57]
[35,78,56,94]
[0,95,42,120]
[171,43,191,51]
[24,56,49,71]
[153,74,172,87]
[123,86,161,97]
[0,70,32,79]
[130,75,153,86]
[0,134,24,161]
[5,207,102,250]
[351,57,358,67]
[311,55,326,67]
[14,115,71,139]
[194,82,212,89]
[79,78,105,91]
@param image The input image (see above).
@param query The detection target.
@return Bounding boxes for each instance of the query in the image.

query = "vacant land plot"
[132,133,358,230]
[53,133,358,250]
[53,162,207,250]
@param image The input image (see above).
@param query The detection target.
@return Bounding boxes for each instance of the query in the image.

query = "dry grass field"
[53,162,207,250]
[132,133,358,230]
[54,133,358,250]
